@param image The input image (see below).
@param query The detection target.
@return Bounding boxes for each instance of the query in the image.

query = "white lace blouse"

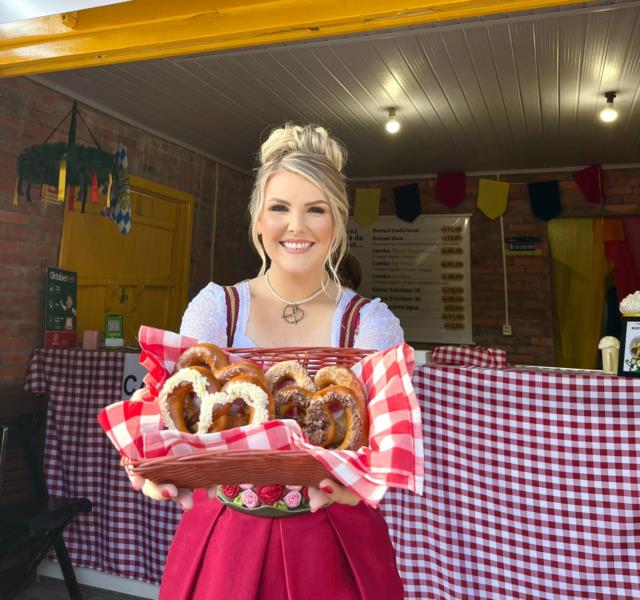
[180,281,404,351]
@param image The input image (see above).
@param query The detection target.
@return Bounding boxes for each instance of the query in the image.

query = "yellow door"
[59,176,193,346]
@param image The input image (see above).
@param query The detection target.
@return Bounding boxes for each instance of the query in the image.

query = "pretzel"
[274,386,313,428]
[216,361,269,390]
[159,366,222,433]
[265,360,315,394]
[221,374,274,425]
[173,343,228,376]
[307,366,369,450]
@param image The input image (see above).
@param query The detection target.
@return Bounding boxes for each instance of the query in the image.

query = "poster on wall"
[44,266,78,349]
[618,317,640,377]
[347,214,472,345]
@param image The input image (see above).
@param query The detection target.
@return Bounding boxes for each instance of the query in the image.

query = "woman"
[132,124,405,599]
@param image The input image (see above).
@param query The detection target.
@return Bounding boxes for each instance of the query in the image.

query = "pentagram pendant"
[282,303,304,324]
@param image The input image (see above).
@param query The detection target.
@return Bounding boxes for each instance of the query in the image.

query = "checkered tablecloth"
[378,365,640,600]
[26,349,640,598]
[25,349,181,584]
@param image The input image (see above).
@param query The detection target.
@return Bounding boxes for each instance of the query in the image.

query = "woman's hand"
[125,387,200,506]
[124,465,218,510]
[307,478,361,513]
[129,387,148,402]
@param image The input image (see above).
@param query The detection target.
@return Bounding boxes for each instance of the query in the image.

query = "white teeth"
[282,242,312,249]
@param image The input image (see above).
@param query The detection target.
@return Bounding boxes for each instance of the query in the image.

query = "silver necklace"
[264,271,328,324]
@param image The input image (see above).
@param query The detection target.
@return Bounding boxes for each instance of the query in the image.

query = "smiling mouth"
[280,241,314,251]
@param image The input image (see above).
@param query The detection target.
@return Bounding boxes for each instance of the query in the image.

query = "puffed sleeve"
[353,298,405,351]
[179,282,228,346]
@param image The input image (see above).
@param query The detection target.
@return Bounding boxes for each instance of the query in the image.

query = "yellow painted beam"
[0,0,598,77]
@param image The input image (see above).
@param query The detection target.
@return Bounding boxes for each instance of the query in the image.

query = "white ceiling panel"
[31,0,640,177]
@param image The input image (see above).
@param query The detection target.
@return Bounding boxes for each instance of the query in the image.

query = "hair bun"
[260,123,346,172]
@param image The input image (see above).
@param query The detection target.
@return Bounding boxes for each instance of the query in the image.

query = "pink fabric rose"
[256,485,285,505]
[240,489,260,509]
[221,485,240,499]
[283,491,302,508]
[239,483,254,490]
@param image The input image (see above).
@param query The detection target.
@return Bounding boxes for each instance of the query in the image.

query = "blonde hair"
[248,123,349,290]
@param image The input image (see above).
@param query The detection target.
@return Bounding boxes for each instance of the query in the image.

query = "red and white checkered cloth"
[98,326,424,507]
[432,344,507,368]
[379,364,640,600]
[25,349,640,597]
[25,348,179,584]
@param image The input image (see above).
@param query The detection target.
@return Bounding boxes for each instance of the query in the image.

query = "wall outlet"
[502,324,512,336]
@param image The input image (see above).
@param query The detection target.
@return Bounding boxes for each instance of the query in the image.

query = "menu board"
[347,214,472,345]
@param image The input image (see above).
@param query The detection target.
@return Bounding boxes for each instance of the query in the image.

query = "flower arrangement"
[218,484,310,513]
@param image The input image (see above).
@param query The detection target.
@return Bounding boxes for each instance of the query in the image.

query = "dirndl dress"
[161,284,405,598]
[159,490,404,599]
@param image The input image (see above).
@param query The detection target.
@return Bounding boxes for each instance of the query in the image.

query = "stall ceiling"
[31,0,640,178]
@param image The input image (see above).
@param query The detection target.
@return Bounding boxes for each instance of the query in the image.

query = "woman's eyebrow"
[266,198,329,206]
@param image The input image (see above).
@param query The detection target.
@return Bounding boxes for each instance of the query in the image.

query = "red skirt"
[160,490,404,600]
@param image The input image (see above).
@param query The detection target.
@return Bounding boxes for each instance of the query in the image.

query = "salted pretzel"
[221,374,274,425]
[217,361,269,390]
[173,343,228,376]
[159,347,368,449]
[266,360,315,394]
[159,366,222,433]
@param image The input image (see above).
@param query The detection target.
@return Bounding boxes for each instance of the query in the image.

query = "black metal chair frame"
[0,394,92,600]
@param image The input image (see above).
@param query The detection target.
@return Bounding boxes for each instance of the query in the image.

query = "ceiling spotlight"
[385,108,401,134]
[599,91,618,123]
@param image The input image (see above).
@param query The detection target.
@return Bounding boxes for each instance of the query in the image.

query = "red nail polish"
[320,485,334,494]
[162,489,172,499]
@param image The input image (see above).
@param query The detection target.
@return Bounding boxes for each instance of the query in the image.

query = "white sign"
[121,352,147,400]
[348,214,473,345]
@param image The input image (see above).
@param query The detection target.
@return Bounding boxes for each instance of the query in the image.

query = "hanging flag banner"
[573,164,604,204]
[354,188,381,227]
[477,178,510,219]
[57,158,67,202]
[347,214,472,345]
[436,171,466,208]
[393,182,421,222]
[110,143,132,235]
[527,180,561,221]
[12,178,20,206]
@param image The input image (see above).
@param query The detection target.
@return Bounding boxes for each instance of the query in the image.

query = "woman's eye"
[309,206,326,214]
[268,204,287,212]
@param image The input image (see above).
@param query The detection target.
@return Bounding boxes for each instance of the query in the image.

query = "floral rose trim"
[219,484,309,511]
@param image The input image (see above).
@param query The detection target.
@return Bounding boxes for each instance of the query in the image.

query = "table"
[26,349,640,599]
[26,348,177,585]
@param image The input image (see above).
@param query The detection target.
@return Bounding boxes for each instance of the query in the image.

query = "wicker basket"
[130,449,332,487]
[129,346,375,488]
[225,346,373,375]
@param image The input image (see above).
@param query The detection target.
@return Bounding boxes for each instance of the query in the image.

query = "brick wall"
[2,76,640,382]
[352,168,640,365]
[0,77,254,384]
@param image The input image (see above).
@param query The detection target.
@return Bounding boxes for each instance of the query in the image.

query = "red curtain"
[604,217,640,301]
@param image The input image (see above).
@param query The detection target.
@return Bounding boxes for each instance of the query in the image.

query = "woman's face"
[258,170,334,278]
